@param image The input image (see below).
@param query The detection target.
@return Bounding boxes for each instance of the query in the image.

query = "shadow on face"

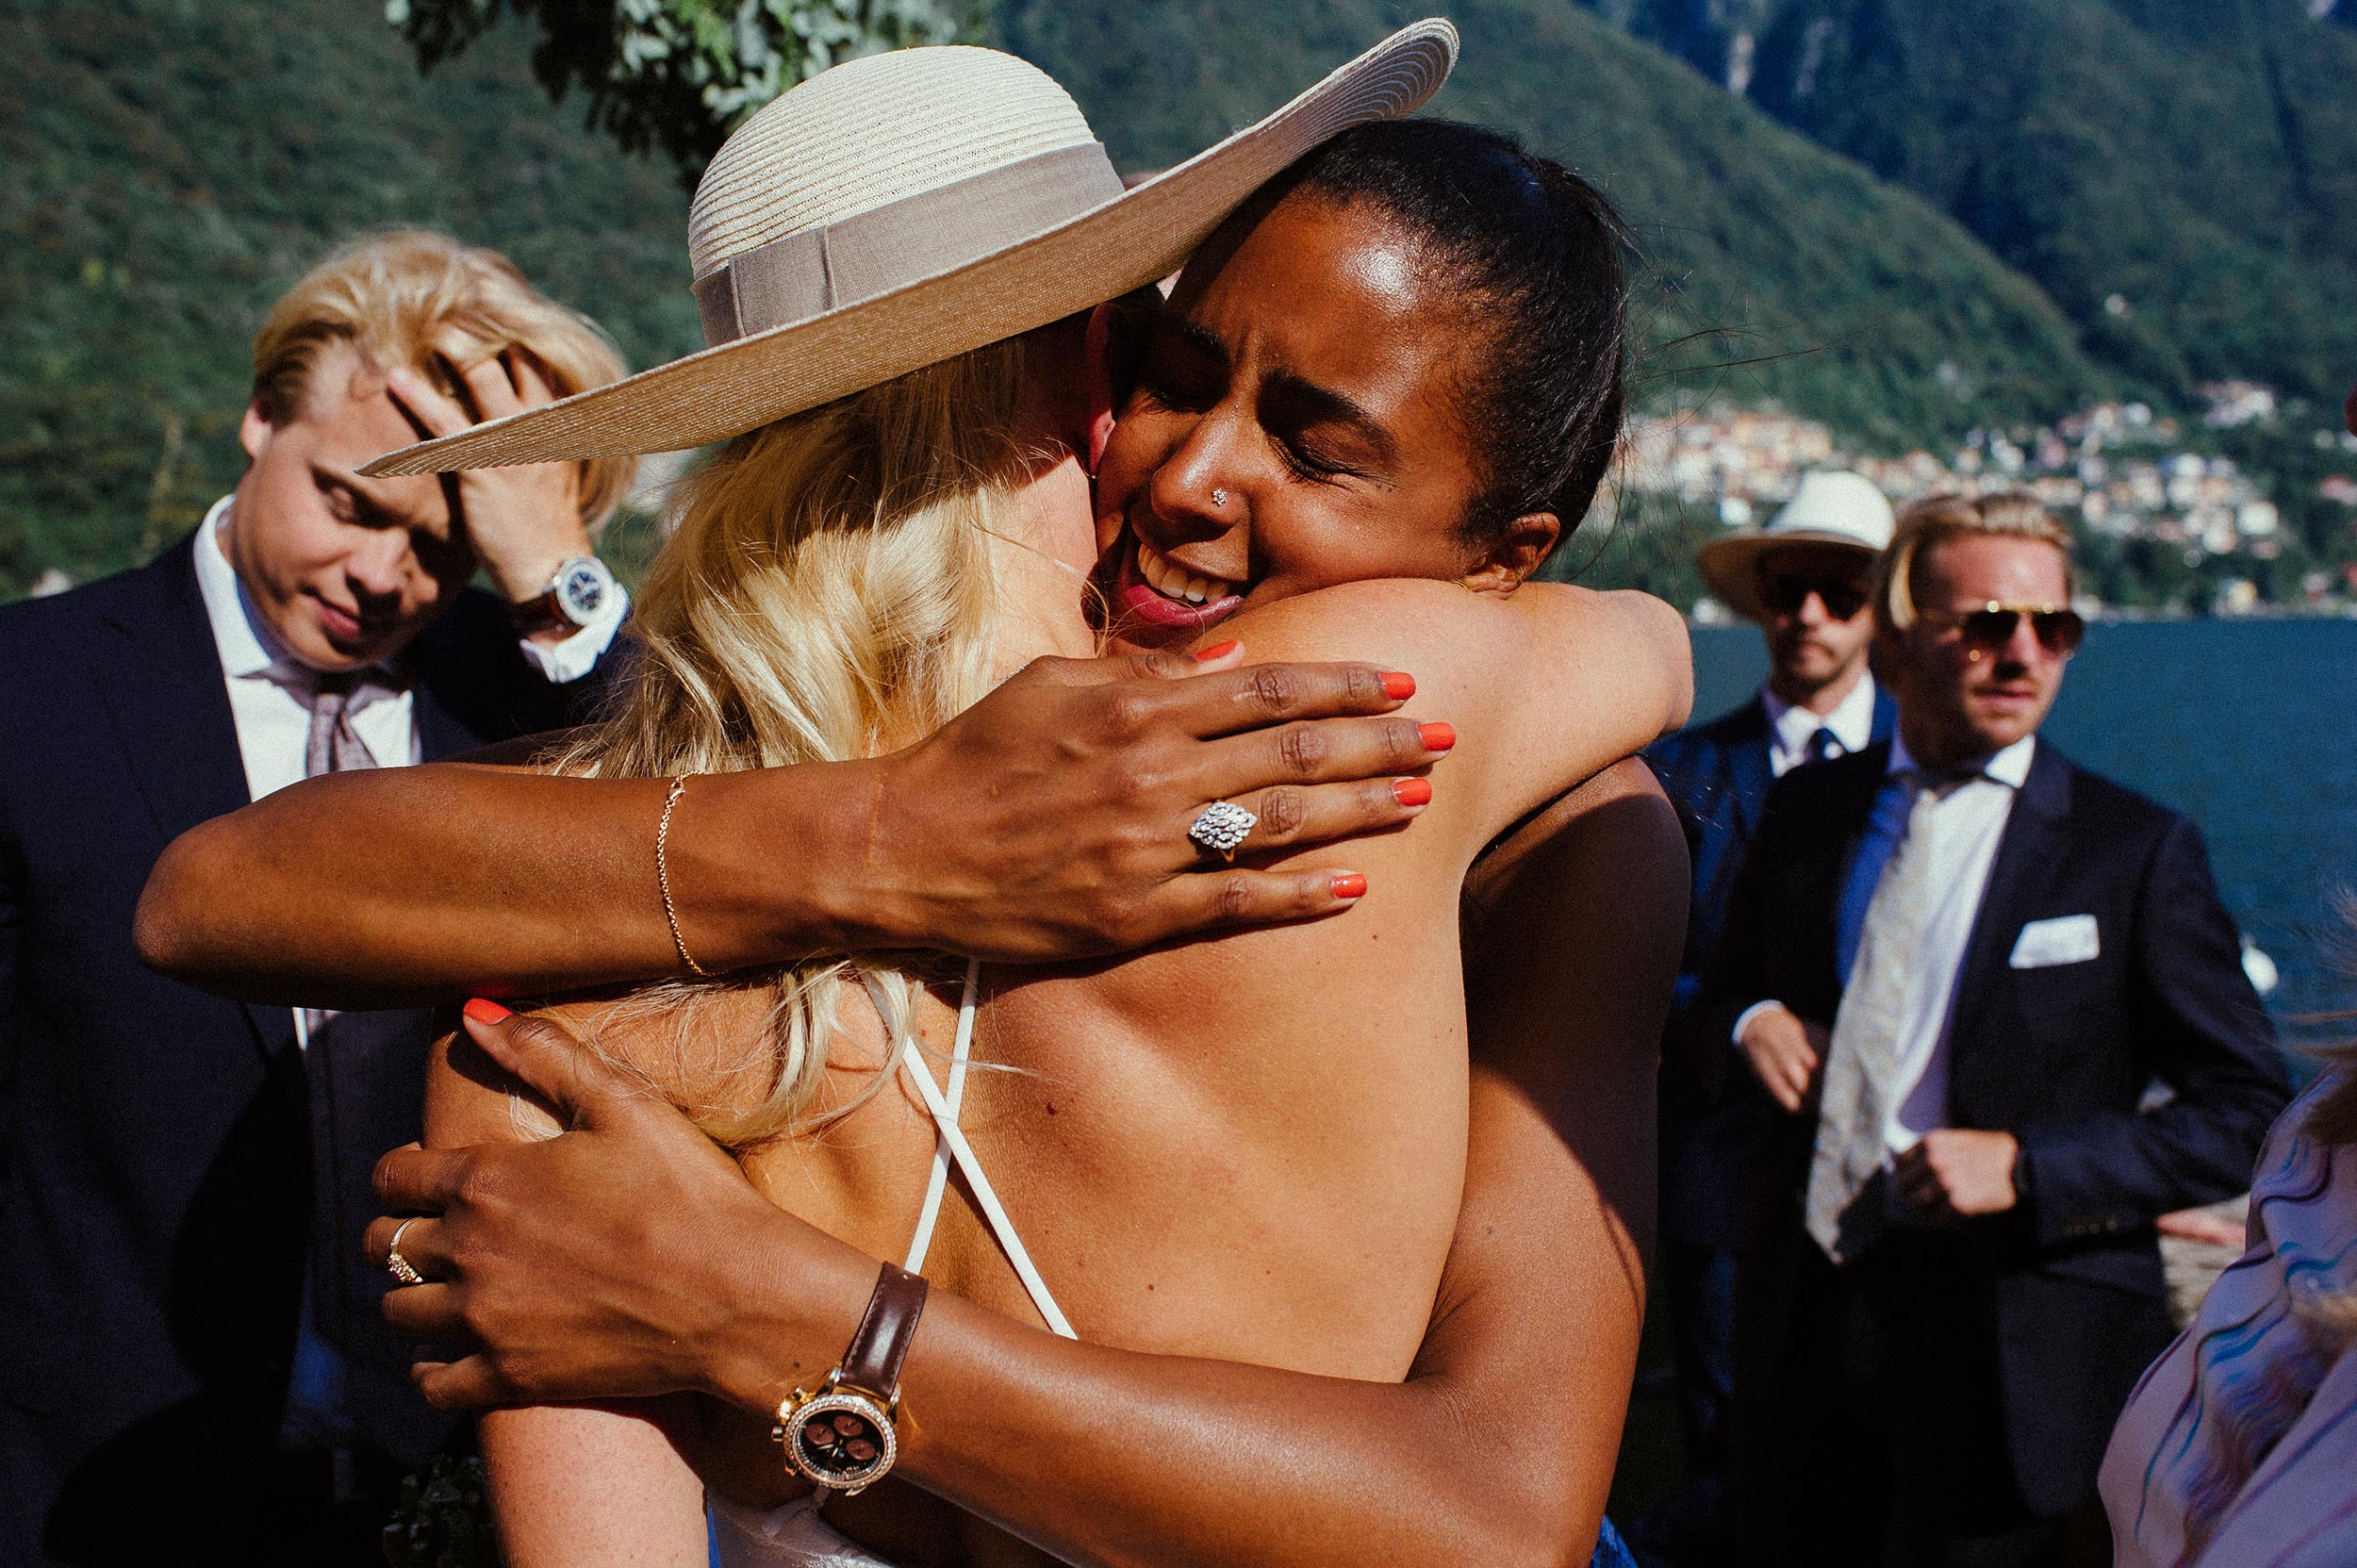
[1087,193,1546,650]
[224,340,476,672]
[1881,534,2074,769]
[1755,542,1876,701]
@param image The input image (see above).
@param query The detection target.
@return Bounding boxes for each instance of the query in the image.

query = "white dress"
[710,961,1076,1567]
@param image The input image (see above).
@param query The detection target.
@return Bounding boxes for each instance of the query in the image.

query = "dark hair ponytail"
[1269,119,1628,549]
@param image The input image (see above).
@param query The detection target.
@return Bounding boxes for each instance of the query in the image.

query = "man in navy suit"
[1637,471,1896,1563]
[0,233,639,1567]
[1696,493,2288,1566]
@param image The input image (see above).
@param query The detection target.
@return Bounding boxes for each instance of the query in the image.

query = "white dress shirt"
[1735,730,2036,1151]
[194,492,622,1047]
[1859,732,2037,1150]
[1761,671,1880,778]
[193,493,622,801]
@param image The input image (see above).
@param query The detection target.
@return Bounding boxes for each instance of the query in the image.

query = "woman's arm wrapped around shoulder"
[372,758,1686,1568]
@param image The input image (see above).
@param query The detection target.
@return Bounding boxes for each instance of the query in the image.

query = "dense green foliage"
[7,0,2348,613]
[1577,0,2357,407]
[998,0,2115,449]
[389,0,975,180]
[0,0,703,599]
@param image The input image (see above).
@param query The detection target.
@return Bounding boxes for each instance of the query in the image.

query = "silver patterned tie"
[1805,777,1943,1261]
[302,673,381,778]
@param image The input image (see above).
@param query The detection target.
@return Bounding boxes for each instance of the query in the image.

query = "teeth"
[1136,537,1231,604]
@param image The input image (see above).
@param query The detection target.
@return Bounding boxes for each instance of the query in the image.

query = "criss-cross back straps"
[859,960,1074,1338]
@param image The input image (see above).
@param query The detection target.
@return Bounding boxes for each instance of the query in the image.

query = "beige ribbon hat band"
[359,22,1457,477]
[692,140,1126,346]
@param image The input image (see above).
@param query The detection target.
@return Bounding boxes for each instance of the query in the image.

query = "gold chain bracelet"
[657,774,711,978]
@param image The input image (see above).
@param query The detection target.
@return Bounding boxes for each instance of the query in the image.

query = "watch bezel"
[777,1382,898,1494]
[551,555,612,627]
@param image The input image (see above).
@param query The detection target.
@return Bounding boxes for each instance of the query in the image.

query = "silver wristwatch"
[510,554,617,634]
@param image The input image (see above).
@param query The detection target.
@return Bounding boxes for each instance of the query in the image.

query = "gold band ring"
[386,1217,426,1286]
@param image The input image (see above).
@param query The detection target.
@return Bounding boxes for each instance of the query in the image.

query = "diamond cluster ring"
[1188,800,1258,863]
[386,1217,425,1286]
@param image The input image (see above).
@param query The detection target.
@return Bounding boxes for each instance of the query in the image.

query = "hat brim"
[1696,530,1881,621]
[361,22,1458,477]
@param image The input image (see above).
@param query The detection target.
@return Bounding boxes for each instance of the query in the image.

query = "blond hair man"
[0,232,634,1567]
[1697,492,2286,1565]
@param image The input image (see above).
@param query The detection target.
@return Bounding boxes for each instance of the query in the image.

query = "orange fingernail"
[1393,777,1432,807]
[1193,638,1241,662]
[1418,721,1457,752]
[1330,872,1368,900]
[463,998,512,1024]
[1379,671,1415,701]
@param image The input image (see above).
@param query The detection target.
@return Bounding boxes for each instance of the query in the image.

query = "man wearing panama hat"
[1637,469,1897,1564]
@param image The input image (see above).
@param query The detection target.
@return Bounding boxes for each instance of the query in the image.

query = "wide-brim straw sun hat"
[361,21,1457,477]
[1697,469,1896,621]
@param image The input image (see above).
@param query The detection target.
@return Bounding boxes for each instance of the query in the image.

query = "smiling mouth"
[1113,529,1247,632]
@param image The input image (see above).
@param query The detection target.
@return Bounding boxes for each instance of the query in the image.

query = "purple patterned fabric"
[2102,1070,2357,1567]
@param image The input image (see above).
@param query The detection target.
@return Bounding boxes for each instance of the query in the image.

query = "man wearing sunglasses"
[1637,470,1896,1564]
[1695,493,2287,1565]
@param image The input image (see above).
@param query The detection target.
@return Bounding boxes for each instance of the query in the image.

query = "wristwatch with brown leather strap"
[771,1263,930,1495]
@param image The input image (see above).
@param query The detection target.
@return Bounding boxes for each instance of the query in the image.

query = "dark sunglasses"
[1759,570,1870,621]
[1924,601,2086,656]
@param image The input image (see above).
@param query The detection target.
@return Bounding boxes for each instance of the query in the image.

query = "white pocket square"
[2010,914,2100,969]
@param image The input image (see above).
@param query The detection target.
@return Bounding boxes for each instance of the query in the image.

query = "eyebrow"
[310,462,442,533]
[1161,316,1397,468]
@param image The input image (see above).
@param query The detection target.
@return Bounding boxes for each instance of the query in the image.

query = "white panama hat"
[1696,469,1895,621]
[361,22,1458,477]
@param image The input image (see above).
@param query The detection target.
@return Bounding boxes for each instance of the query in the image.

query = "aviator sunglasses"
[1759,569,1871,621]
[1922,601,2087,656]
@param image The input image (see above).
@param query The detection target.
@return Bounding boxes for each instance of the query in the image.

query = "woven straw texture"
[688,47,1098,280]
[363,20,1456,475]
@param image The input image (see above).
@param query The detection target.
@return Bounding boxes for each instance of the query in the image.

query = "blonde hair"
[253,230,635,532]
[1872,490,2077,635]
[556,334,1039,1149]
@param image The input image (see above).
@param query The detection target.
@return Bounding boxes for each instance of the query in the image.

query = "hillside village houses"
[1627,383,2357,619]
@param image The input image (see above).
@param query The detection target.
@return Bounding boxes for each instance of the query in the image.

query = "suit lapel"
[1869,685,1899,744]
[91,536,302,1069]
[1947,744,2074,1088]
[1723,697,1775,837]
[91,537,254,842]
[411,680,480,764]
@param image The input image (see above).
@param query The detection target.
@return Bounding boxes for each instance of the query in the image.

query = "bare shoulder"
[1221,580,1688,719]
[424,1025,565,1150]
[1214,580,1691,834]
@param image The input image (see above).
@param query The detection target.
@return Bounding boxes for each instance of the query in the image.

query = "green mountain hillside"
[4,0,2124,600]
[1000,0,2114,448]
[0,0,701,598]
[1577,0,2357,404]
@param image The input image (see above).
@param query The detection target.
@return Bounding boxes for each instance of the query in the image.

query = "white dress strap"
[860,960,1074,1338]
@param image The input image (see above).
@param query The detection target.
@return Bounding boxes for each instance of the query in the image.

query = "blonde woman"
[148,32,1683,1568]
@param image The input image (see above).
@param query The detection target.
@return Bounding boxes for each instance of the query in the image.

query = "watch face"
[783,1391,897,1491]
[554,558,609,623]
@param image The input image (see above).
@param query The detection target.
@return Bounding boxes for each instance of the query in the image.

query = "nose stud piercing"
[1211,488,1228,507]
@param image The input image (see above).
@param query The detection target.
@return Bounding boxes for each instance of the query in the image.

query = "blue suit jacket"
[1644,685,1895,1247]
[1693,739,2289,1515]
[0,534,620,1566]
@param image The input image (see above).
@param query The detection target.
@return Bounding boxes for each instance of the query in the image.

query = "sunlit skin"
[1091,194,1559,648]
[1756,542,1875,715]
[223,338,595,673]
[223,340,478,671]
[1881,533,2075,773]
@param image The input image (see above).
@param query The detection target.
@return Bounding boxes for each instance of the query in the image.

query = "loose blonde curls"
[557,333,1037,1150]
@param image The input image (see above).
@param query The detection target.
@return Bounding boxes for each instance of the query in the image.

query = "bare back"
[440,576,1689,1566]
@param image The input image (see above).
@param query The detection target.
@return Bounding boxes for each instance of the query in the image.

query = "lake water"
[1689,619,2357,1040]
